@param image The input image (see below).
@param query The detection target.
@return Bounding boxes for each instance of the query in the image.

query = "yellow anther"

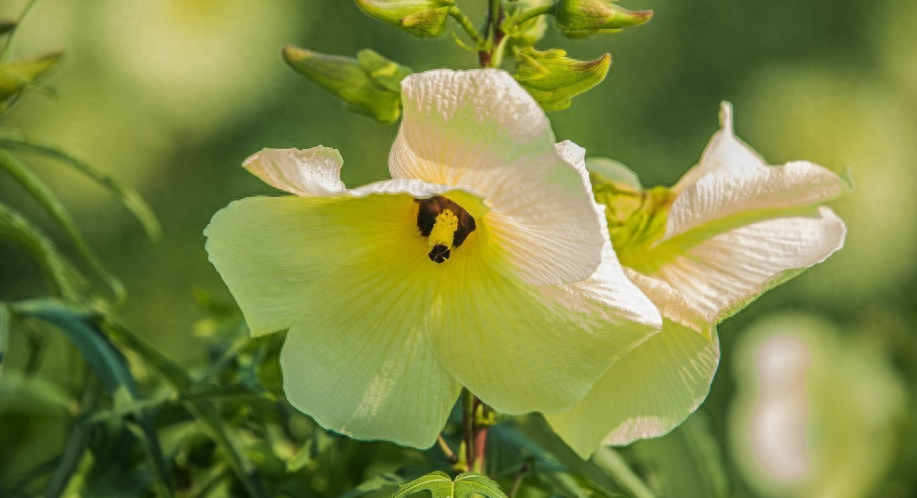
[429,209,459,249]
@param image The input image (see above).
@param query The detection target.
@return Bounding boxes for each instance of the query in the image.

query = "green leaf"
[0,370,76,414]
[0,201,86,301]
[282,45,411,123]
[101,319,267,498]
[0,303,8,378]
[0,149,125,301]
[0,130,161,240]
[337,470,409,498]
[391,472,508,498]
[622,412,729,498]
[10,299,174,497]
[0,51,62,100]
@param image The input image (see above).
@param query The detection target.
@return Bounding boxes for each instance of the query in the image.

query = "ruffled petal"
[426,238,662,415]
[243,147,346,196]
[390,69,605,285]
[623,269,711,337]
[652,206,846,324]
[546,320,720,459]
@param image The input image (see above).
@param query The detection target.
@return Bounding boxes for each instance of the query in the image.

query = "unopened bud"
[513,48,610,111]
[282,45,412,123]
[0,51,63,102]
[554,0,653,38]
[355,0,455,38]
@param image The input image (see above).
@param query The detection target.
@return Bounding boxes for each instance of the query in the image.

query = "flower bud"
[355,0,455,38]
[512,48,610,111]
[505,0,551,48]
[554,0,653,38]
[0,51,63,102]
[282,45,412,123]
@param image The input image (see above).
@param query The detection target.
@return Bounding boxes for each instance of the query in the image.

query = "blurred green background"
[1,0,915,497]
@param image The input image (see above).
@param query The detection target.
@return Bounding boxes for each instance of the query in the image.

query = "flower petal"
[623,268,711,337]
[390,69,605,285]
[652,206,846,324]
[243,147,346,195]
[426,239,662,415]
[666,104,851,238]
[280,223,461,448]
[546,320,720,459]
[206,188,464,447]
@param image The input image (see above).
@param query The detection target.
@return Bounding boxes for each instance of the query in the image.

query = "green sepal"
[0,51,63,101]
[355,0,455,38]
[587,158,675,268]
[513,47,611,111]
[554,0,653,38]
[282,45,412,123]
[504,0,552,48]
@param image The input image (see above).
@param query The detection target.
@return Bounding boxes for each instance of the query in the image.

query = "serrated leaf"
[10,299,174,497]
[0,51,63,100]
[0,201,86,301]
[0,149,125,301]
[391,472,509,498]
[0,130,161,239]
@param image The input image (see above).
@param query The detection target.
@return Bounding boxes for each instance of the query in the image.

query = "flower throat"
[416,196,476,263]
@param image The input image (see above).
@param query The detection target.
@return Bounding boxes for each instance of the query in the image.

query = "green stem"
[449,7,484,46]
[511,2,556,26]
[591,447,656,498]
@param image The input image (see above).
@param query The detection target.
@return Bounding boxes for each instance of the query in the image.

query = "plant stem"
[512,2,556,26]
[437,435,458,463]
[449,7,484,46]
[43,374,98,498]
[508,461,531,498]
[478,0,506,67]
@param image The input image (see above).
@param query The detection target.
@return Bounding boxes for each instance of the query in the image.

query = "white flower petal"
[623,268,711,337]
[243,147,346,195]
[546,320,720,459]
[426,240,662,415]
[673,102,768,191]
[666,104,851,238]
[653,206,846,324]
[390,69,605,285]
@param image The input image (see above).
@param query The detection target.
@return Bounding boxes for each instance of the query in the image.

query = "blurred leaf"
[0,130,161,240]
[0,370,76,414]
[0,303,7,378]
[392,471,509,498]
[623,412,729,498]
[337,469,408,498]
[10,299,174,497]
[0,149,125,301]
[0,19,15,36]
[282,45,411,123]
[0,201,86,301]
[101,319,268,498]
[0,51,62,100]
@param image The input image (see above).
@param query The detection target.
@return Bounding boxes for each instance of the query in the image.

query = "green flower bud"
[0,51,63,102]
[512,47,611,111]
[554,0,653,38]
[282,45,412,123]
[505,0,551,48]
[354,0,455,38]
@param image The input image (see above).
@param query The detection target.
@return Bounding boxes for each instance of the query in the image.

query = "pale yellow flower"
[204,69,661,448]
[547,103,849,458]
